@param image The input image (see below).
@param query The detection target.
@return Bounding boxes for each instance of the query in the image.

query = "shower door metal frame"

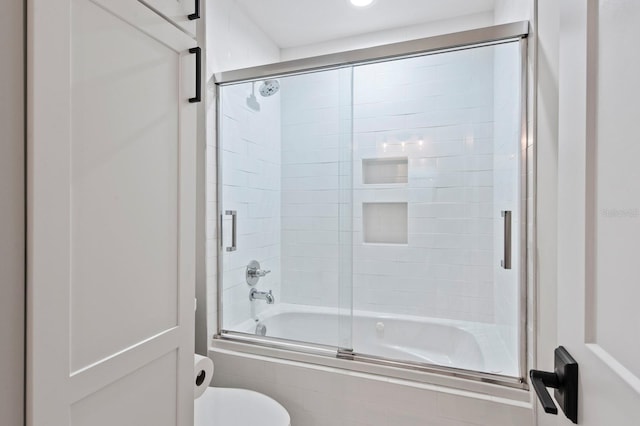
[214,21,531,390]
[213,21,529,84]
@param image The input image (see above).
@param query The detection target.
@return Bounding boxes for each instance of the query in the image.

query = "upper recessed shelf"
[362,157,408,185]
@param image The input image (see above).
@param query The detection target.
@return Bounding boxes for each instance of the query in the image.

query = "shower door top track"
[214,21,528,85]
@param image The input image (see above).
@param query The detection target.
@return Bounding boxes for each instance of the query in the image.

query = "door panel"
[553,0,640,424]
[27,0,197,424]
[592,0,640,382]
[70,351,177,426]
[70,0,180,371]
[140,0,197,36]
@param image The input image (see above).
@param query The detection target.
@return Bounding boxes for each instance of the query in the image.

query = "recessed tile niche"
[363,202,408,244]
[362,157,408,184]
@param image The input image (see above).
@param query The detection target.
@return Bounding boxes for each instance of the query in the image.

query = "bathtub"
[233,303,518,377]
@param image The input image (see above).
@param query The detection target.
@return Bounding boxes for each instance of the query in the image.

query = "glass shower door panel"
[350,41,524,377]
[218,67,354,351]
[278,68,354,349]
[218,80,283,337]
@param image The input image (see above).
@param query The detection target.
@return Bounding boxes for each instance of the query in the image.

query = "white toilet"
[195,387,290,426]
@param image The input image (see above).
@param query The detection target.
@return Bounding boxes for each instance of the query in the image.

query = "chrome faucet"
[249,288,275,304]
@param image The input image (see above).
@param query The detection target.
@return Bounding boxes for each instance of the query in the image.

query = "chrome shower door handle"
[501,210,512,269]
[225,210,237,252]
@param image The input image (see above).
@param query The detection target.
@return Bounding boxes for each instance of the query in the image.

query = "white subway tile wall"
[350,48,498,323]
[219,83,282,328]
[279,45,521,340]
[280,69,354,310]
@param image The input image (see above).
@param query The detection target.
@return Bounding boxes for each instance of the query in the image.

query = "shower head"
[259,79,280,97]
[246,80,279,112]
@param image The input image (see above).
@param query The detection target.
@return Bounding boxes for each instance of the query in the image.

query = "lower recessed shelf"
[363,202,408,244]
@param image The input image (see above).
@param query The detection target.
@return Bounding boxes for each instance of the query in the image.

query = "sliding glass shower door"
[348,41,524,377]
[216,35,526,381]
[218,67,354,351]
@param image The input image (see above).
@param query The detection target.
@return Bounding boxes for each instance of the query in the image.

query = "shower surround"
[217,39,523,377]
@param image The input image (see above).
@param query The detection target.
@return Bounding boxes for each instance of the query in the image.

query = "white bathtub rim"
[228,303,519,377]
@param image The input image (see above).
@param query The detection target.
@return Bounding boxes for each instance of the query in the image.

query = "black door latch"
[530,346,578,423]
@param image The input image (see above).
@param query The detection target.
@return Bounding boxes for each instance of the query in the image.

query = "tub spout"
[249,288,275,304]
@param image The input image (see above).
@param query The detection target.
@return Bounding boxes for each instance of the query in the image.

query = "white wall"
[205,0,281,335]
[0,1,24,425]
[281,12,494,61]
[206,0,280,74]
[494,0,531,25]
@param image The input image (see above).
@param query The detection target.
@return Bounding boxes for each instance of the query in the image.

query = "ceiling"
[234,0,496,49]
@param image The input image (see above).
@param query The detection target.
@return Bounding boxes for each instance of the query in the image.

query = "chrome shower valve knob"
[249,268,271,278]
[246,260,271,286]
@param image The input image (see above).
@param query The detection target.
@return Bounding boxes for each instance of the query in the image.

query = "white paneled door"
[27,0,197,425]
[548,0,640,424]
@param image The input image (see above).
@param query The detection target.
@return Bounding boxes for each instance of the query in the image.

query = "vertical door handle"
[188,0,200,20]
[188,47,201,103]
[225,210,237,252]
[501,210,512,269]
